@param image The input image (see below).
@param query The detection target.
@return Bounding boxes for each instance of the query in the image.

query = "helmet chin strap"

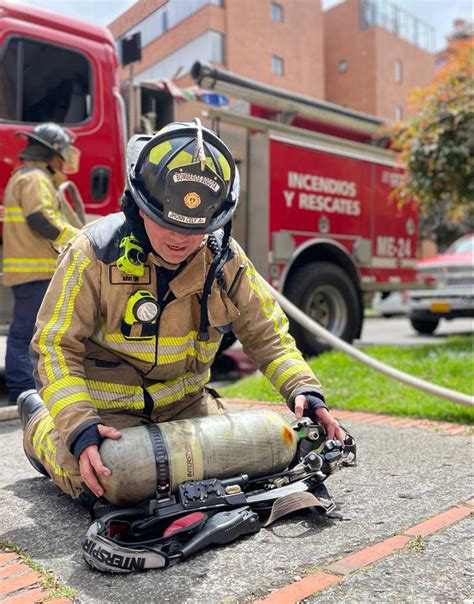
[198,220,233,342]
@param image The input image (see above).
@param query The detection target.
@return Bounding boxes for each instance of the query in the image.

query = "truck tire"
[410,317,439,334]
[285,262,361,356]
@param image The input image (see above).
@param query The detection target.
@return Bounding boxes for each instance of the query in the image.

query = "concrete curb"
[0,406,18,422]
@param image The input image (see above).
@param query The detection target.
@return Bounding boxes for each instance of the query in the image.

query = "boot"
[17,390,49,477]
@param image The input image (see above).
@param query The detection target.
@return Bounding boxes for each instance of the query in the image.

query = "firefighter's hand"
[294,394,345,443]
[78,425,122,498]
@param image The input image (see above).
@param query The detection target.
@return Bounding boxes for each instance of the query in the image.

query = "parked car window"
[446,236,474,254]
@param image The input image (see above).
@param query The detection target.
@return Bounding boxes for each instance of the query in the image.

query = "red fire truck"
[0,2,419,357]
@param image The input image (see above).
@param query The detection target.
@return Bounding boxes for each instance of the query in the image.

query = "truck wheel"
[285,262,361,356]
[410,317,439,334]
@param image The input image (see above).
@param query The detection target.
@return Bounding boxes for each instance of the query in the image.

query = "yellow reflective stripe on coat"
[39,174,55,209]
[4,206,26,222]
[3,258,57,272]
[54,224,77,245]
[246,264,293,348]
[263,352,310,391]
[92,329,221,364]
[147,370,210,408]
[45,376,144,416]
[32,414,69,477]
[38,250,91,383]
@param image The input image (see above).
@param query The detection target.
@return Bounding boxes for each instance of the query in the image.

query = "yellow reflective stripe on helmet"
[149,141,172,165]
[39,250,91,383]
[4,206,25,222]
[166,150,193,171]
[217,153,231,181]
[147,370,210,408]
[32,414,69,477]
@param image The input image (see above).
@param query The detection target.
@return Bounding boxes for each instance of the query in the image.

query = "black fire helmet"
[126,118,239,235]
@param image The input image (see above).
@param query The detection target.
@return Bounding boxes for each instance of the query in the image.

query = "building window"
[271,2,283,22]
[338,59,348,73]
[162,11,168,33]
[272,55,284,76]
[395,105,403,120]
[394,59,403,83]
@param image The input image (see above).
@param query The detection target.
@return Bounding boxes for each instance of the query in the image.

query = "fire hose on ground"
[0,288,471,424]
[270,285,473,409]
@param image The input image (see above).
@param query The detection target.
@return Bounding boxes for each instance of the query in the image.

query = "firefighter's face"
[140,210,205,263]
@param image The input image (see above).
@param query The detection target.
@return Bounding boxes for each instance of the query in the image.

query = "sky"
[18,0,473,51]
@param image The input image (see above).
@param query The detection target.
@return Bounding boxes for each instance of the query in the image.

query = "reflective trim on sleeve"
[4,206,26,222]
[45,376,145,416]
[246,264,294,348]
[39,174,55,209]
[54,224,77,245]
[3,258,57,272]
[263,352,311,391]
[38,249,91,383]
[32,413,69,477]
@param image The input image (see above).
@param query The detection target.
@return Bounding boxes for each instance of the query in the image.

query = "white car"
[371,291,409,317]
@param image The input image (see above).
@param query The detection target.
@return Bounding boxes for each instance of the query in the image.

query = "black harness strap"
[145,424,170,500]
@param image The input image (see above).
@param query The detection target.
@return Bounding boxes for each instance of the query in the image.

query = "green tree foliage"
[385,41,473,245]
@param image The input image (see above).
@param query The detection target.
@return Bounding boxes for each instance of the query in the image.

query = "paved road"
[357,316,473,347]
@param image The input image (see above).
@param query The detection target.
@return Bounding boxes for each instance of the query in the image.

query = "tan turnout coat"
[3,161,80,286]
[28,213,323,495]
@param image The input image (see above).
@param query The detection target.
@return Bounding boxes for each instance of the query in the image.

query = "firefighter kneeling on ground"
[3,123,82,405]
[18,119,344,509]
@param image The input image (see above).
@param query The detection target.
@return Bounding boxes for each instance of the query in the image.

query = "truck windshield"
[0,36,92,125]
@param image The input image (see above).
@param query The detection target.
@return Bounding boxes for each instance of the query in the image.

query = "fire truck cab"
[0,0,126,330]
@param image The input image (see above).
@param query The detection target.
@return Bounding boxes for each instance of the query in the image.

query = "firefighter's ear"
[139,209,144,219]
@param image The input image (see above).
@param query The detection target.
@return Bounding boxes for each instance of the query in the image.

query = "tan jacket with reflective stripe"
[3,161,80,286]
[31,213,323,449]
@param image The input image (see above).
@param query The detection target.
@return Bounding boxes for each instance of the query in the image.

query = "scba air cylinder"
[99,410,297,505]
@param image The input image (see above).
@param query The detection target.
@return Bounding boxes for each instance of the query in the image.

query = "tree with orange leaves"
[387,40,473,245]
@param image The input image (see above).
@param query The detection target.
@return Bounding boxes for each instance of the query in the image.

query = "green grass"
[220,335,474,425]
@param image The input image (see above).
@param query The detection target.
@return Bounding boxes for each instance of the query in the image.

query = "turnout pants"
[6,280,50,402]
[23,389,226,499]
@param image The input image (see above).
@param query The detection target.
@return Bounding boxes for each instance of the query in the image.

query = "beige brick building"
[108,0,436,121]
